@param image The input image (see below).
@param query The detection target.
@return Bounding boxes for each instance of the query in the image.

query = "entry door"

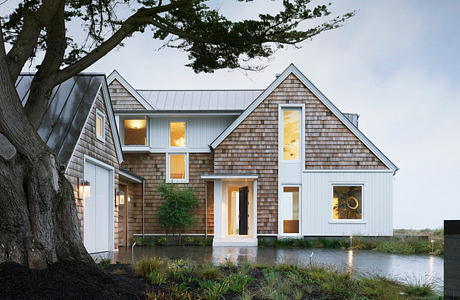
[239,187,249,235]
[84,160,112,253]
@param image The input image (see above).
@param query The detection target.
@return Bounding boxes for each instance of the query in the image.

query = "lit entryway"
[84,157,114,253]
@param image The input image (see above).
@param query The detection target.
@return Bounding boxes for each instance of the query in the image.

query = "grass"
[132,257,437,299]
[258,228,444,256]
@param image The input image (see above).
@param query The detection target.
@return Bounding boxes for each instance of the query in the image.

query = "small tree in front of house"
[157,183,198,245]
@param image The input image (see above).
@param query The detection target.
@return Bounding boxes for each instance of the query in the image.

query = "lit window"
[167,153,188,182]
[124,119,147,145]
[333,186,363,220]
[96,110,105,142]
[283,109,300,160]
[170,121,185,147]
[281,186,300,233]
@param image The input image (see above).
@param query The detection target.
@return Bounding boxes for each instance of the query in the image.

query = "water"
[111,246,443,291]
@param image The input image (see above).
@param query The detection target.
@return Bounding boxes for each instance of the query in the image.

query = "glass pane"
[333,186,362,220]
[96,116,102,137]
[283,109,300,160]
[282,186,299,233]
[124,119,147,145]
[170,154,185,179]
[170,122,185,147]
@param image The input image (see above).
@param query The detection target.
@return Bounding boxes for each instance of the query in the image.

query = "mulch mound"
[0,261,150,300]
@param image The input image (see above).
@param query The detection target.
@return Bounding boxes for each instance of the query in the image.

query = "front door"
[238,187,249,235]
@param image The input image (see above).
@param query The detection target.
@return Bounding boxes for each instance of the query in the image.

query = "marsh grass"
[131,257,436,299]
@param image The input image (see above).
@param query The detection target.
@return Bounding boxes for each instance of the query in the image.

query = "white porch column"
[213,180,224,239]
[253,179,258,238]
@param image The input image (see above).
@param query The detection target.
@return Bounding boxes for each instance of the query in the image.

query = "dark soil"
[0,261,151,300]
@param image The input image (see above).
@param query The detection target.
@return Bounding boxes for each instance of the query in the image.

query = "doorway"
[228,186,249,236]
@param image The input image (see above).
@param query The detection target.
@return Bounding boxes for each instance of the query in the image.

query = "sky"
[4,0,460,229]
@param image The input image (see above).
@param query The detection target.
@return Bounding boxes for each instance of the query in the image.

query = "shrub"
[195,264,220,280]
[97,258,111,269]
[112,268,126,275]
[157,183,198,243]
[403,281,435,297]
[134,257,167,278]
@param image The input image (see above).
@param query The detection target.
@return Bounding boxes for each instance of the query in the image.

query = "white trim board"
[303,169,394,174]
[119,170,143,184]
[107,70,156,110]
[210,64,398,173]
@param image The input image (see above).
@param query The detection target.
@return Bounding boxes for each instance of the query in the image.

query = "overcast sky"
[5,0,459,229]
[91,0,460,229]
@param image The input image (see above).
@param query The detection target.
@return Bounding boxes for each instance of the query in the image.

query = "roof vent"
[275,73,281,78]
[343,113,359,128]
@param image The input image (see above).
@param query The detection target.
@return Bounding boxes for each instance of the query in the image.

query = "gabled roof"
[210,64,398,173]
[137,89,263,111]
[107,70,156,110]
[16,74,123,167]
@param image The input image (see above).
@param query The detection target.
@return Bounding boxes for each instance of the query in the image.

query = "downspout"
[205,181,208,240]
[142,179,145,242]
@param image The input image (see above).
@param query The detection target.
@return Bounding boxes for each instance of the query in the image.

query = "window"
[283,109,300,160]
[333,186,363,220]
[124,119,147,145]
[281,186,300,233]
[96,110,105,142]
[167,153,188,183]
[170,121,186,147]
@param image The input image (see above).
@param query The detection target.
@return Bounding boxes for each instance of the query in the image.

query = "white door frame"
[83,154,115,252]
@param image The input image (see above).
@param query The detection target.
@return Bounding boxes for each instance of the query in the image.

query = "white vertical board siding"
[302,171,393,236]
[149,117,235,151]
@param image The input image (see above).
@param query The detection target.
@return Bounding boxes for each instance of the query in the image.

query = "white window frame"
[329,183,366,224]
[279,184,302,237]
[279,105,305,164]
[166,152,189,183]
[120,116,149,147]
[168,120,187,149]
[95,109,105,143]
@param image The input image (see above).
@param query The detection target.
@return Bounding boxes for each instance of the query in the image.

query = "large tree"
[0,0,353,269]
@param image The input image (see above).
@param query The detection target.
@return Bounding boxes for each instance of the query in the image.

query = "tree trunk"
[0,37,91,270]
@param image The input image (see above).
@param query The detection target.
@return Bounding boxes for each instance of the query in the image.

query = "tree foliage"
[157,183,199,234]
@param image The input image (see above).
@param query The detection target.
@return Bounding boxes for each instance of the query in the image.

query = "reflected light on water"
[428,255,434,284]
[347,249,354,274]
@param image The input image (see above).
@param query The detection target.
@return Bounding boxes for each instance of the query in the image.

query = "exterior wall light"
[115,190,125,206]
[77,178,90,200]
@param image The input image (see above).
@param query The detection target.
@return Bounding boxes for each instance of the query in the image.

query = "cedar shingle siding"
[122,153,213,234]
[65,92,121,246]
[109,79,146,111]
[214,74,387,234]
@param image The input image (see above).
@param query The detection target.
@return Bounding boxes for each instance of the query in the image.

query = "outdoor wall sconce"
[77,178,91,200]
[115,190,125,206]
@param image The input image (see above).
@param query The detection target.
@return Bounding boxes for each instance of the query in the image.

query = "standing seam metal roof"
[137,89,264,111]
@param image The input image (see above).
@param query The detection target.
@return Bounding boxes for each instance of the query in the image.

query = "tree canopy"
[1,0,353,128]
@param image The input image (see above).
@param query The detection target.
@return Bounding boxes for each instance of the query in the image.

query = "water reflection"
[114,246,443,291]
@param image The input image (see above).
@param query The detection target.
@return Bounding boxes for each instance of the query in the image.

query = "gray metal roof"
[137,89,264,111]
[16,74,105,167]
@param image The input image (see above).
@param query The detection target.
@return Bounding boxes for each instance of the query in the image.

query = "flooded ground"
[108,246,443,291]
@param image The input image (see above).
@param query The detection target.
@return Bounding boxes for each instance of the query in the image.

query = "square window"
[96,110,105,142]
[333,186,362,220]
[167,153,188,182]
[124,119,147,145]
[170,121,185,147]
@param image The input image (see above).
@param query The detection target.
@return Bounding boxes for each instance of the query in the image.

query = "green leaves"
[157,183,199,232]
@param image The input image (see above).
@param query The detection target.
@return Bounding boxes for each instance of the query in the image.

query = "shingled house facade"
[109,64,398,247]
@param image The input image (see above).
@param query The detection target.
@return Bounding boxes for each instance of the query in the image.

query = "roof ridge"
[137,88,265,92]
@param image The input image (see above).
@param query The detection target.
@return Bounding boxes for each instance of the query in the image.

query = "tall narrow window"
[167,153,188,182]
[124,119,147,145]
[283,109,300,160]
[281,186,300,233]
[96,110,105,142]
[333,186,363,220]
[170,121,185,147]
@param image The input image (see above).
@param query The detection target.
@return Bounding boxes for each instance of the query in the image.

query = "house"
[15,63,397,253]
[108,64,398,247]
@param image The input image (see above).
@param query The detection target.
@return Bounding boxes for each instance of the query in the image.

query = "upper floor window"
[167,153,188,183]
[332,185,363,220]
[170,121,186,147]
[124,118,147,145]
[282,109,300,160]
[96,109,105,142]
